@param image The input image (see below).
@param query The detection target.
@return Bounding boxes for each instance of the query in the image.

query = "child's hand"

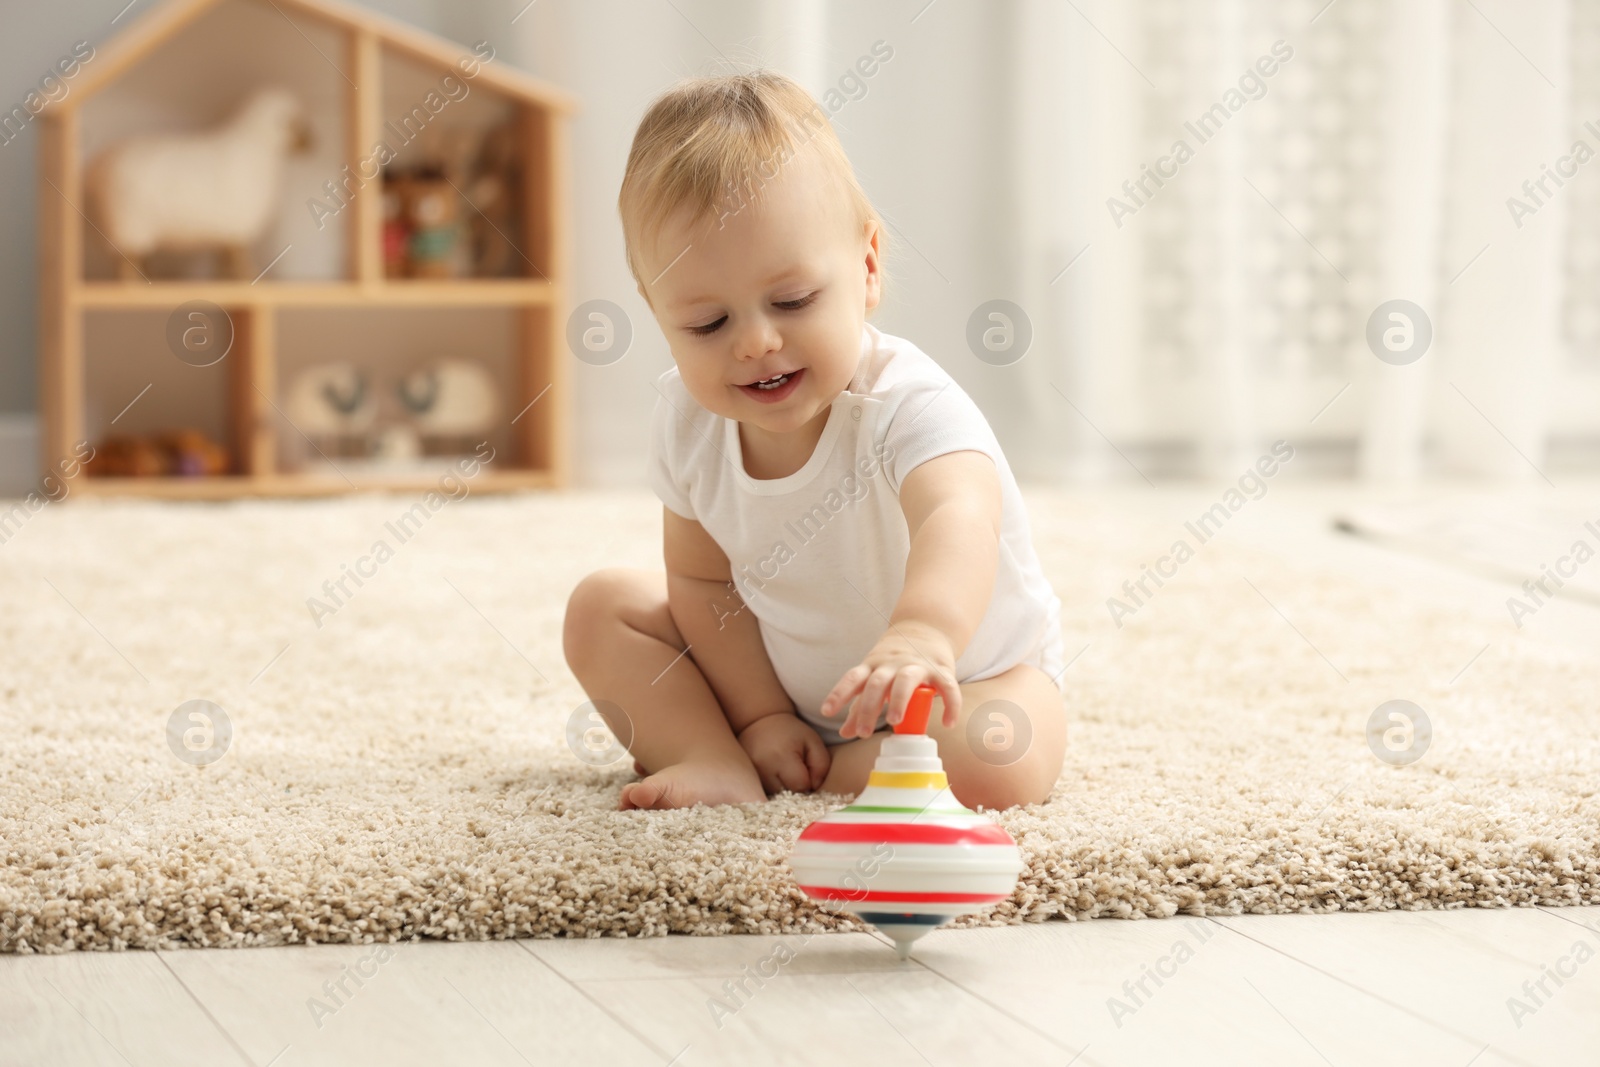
[737,713,831,795]
[819,623,960,740]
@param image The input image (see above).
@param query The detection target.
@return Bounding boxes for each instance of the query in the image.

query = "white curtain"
[1018,0,1596,484]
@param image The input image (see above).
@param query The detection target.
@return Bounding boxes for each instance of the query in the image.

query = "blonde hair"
[617,70,885,295]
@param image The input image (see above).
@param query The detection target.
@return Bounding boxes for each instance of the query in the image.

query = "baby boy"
[563,71,1066,812]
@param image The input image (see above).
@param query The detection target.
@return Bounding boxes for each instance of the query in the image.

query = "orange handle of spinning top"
[894,684,938,735]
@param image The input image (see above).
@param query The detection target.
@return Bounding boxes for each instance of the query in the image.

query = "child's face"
[636,148,882,438]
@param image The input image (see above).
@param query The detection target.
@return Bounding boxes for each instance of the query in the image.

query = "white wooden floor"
[6,484,1599,1066]
[2,907,1598,1066]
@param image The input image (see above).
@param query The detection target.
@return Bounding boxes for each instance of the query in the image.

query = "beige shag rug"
[2,488,1597,953]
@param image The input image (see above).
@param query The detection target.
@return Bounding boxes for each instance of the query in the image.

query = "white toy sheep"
[398,359,499,454]
[88,87,311,280]
[285,362,376,459]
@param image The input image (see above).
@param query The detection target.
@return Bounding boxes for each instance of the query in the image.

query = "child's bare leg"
[818,661,1067,810]
[563,567,764,810]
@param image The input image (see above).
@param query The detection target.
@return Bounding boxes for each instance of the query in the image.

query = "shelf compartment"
[76,0,353,284]
[80,307,243,478]
[271,305,537,477]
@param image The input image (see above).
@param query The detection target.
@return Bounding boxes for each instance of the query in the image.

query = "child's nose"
[733,315,782,361]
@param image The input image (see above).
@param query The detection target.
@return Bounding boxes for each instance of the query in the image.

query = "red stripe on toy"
[798,886,1009,904]
[798,822,1013,846]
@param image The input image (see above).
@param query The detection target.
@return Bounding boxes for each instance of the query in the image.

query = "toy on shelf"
[381,173,411,279]
[380,120,523,279]
[284,362,377,460]
[369,424,421,464]
[88,429,230,477]
[397,357,498,455]
[401,166,464,279]
[87,87,312,281]
[788,684,1024,960]
[460,119,522,277]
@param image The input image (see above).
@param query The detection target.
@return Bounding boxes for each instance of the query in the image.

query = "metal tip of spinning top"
[789,684,1024,956]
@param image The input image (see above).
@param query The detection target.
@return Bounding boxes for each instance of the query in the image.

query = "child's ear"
[862,219,883,311]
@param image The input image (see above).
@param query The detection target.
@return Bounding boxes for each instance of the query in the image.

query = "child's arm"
[817,450,1001,739]
[663,507,794,732]
[664,508,830,791]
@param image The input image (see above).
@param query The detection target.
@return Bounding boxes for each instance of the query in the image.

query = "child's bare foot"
[632,758,646,776]
[618,760,764,810]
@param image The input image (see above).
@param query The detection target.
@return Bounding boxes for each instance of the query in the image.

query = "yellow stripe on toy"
[865,770,948,790]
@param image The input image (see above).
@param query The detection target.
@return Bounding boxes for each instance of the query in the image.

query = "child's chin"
[749,392,821,420]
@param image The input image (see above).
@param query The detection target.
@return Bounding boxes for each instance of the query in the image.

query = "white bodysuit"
[647,321,1065,745]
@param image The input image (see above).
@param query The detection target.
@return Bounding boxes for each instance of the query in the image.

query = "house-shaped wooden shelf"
[37,0,574,497]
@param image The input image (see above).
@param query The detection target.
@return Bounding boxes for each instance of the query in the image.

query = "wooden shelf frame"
[67,469,561,499]
[36,0,575,499]
[74,280,557,308]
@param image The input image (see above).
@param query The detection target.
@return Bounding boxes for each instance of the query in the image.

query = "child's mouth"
[738,368,804,403]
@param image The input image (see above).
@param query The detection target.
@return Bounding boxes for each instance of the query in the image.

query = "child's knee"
[562,568,643,667]
[939,713,1064,810]
[945,761,1038,812]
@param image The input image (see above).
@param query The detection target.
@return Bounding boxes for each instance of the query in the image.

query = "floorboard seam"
[512,939,675,1062]
[155,950,260,1067]
[877,927,1102,1066]
[1532,904,1600,936]
[1204,916,1534,1067]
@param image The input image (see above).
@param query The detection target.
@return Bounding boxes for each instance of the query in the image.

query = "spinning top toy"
[789,684,1024,958]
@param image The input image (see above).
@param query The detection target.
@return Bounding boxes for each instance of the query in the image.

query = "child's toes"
[619,775,671,811]
[618,780,644,810]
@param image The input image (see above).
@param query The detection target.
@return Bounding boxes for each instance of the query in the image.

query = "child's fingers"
[842,694,869,740]
[802,729,830,790]
[851,667,894,739]
[819,665,869,719]
[836,686,865,737]
[839,695,862,739]
[774,752,811,794]
[934,672,962,727]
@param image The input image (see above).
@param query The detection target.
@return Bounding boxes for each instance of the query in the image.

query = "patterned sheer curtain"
[1015,0,1598,484]
[1560,0,1600,454]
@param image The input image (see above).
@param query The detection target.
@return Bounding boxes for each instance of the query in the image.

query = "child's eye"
[775,292,818,311]
[687,316,726,336]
